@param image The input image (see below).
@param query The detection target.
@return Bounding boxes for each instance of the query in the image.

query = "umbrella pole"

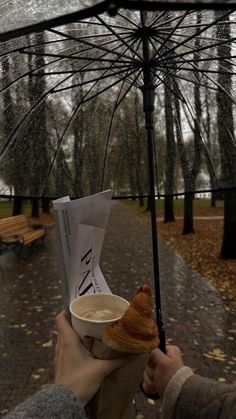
[142,88,166,353]
[141,24,165,351]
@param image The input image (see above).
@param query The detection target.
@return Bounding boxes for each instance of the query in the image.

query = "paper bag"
[84,338,149,419]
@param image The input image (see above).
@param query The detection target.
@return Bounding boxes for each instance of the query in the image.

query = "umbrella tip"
[107,2,119,16]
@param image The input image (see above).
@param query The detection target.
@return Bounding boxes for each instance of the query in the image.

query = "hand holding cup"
[54,311,126,406]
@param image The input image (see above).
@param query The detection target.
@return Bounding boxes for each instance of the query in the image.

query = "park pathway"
[0,200,236,418]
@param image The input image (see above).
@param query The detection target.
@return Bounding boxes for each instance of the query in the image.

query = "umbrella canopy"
[0,7,236,199]
[1,0,235,42]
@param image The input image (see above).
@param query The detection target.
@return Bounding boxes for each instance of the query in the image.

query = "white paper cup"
[69,293,129,339]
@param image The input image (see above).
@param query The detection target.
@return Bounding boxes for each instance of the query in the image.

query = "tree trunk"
[164,78,176,222]
[216,12,236,258]
[145,197,151,212]
[12,198,23,216]
[183,195,194,234]
[211,193,216,207]
[220,190,236,258]
[164,196,175,223]
[31,199,40,218]
[139,197,144,207]
[42,198,50,214]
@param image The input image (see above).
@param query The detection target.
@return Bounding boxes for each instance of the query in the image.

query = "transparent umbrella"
[1,2,236,352]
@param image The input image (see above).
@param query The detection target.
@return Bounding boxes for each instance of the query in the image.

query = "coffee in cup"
[69,293,129,339]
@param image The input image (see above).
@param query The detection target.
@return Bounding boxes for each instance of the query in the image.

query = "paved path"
[0,201,236,418]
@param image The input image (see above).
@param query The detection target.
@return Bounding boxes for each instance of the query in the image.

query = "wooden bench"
[0,215,46,251]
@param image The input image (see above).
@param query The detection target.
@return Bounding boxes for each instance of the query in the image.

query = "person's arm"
[5,312,125,418]
[143,345,236,419]
[5,384,86,419]
[143,345,193,419]
[174,374,236,419]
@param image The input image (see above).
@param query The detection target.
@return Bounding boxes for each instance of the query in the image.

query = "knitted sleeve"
[4,384,88,419]
[161,366,194,419]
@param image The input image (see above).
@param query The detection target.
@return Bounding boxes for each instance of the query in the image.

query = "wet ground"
[0,201,236,418]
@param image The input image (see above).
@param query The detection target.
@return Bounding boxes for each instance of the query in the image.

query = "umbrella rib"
[116,36,144,88]
[0,32,95,94]
[35,63,135,76]
[176,80,225,189]
[150,11,171,28]
[116,69,143,107]
[0,72,73,158]
[0,50,75,94]
[58,30,134,40]
[154,11,190,57]
[52,67,138,99]
[44,30,144,192]
[158,31,234,44]
[152,10,193,29]
[160,64,236,77]
[20,48,133,65]
[157,27,234,96]
[101,68,143,190]
[95,15,143,62]
[168,19,234,30]
[0,38,73,60]
[48,28,136,63]
[151,28,235,65]
[160,71,219,93]
[166,54,236,66]
[115,11,140,29]
[155,73,186,102]
[154,10,233,62]
[181,97,195,133]
[150,29,236,94]
[52,65,138,93]
[50,33,141,93]
[47,27,136,51]
[18,44,131,92]
[151,31,236,75]
[156,35,236,65]
[101,79,130,190]
[77,19,136,32]
[43,71,138,195]
[184,62,236,105]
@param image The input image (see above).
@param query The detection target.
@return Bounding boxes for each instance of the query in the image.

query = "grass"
[0,200,53,225]
[124,198,224,216]
[0,200,32,219]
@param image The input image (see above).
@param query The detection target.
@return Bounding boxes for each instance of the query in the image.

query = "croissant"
[102,285,159,353]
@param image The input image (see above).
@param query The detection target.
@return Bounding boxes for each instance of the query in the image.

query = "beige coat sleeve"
[174,374,236,419]
[161,368,236,419]
[161,366,193,419]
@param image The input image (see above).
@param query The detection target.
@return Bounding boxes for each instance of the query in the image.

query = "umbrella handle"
[139,327,166,400]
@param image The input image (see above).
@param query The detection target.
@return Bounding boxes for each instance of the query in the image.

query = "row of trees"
[160,11,236,258]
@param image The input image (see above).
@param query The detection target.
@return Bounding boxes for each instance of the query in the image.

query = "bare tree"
[164,80,176,222]
[216,12,236,258]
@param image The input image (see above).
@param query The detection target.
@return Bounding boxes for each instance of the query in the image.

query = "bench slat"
[0,215,45,247]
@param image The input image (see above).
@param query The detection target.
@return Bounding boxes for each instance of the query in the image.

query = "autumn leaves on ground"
[126,199,236,311]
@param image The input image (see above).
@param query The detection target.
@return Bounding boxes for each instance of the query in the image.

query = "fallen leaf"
[204,348,227,361]
[42,339,53,348]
